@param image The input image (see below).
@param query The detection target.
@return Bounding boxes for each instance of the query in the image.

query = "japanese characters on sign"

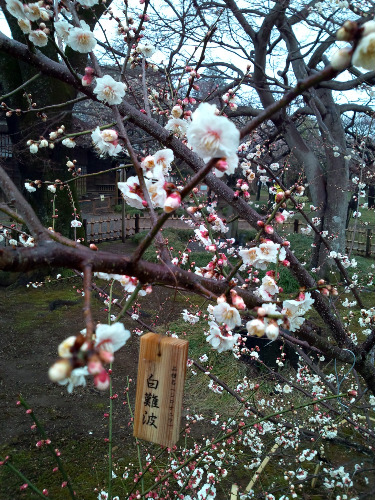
[133,333,189,448]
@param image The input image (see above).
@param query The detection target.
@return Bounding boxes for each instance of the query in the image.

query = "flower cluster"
[48,323,130,392]
[118,148,182,212]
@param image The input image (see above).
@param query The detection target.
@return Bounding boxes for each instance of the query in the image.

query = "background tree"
[143,0,375,273]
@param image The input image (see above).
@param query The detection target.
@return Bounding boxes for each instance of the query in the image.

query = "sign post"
[134,333,189,448]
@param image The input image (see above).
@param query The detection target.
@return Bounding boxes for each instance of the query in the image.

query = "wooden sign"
[134,333,189,448]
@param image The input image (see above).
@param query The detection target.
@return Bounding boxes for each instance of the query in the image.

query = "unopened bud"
[330,48,352,71]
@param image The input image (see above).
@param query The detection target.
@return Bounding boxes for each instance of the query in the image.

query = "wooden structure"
[133,333,189,448]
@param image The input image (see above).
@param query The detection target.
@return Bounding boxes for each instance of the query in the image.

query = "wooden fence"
[84,215,375,257]
[84,213,183,243]
[284,220,375,257]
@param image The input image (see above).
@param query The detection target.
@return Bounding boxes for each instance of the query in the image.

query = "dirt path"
[0,240,183,445]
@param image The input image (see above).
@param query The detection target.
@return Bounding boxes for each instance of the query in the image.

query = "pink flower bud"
[94,370,110,390]
[82,74,93,87]
[257,220,264,227]
[230,290,246,310]
[85,67,94,75]
[281,259,290,267]
[88,359,103,375]
[275,213,285,224]
[217,294,227,304]
[164,192,181,213]
[215,158,229,172]
[257,307,266,317]
[99,349,114,364]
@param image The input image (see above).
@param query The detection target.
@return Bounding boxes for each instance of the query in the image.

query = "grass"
[0,433,142,500]
[2,194,374,499]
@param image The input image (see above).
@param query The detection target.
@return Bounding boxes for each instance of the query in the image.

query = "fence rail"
[84,215,375,257]
[282,220,375,257]
[84,213,183,243]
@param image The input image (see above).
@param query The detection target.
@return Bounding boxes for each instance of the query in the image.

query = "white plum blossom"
[239,247,260,267]
[151,148,174,177]
[136,41,156,58]
[67,21,97,54]
[212,302,242,330]
[256,275,279,301]
[18,18,31,34]
[197,483,216,500]
[239,241,285,270]
[206,321,240,353]
[118,177,145,209]
[24,3,40,21]
[5,0,26,20]
[29,30,48,47]
[62,138,76,148]
[258,241,285,267]
[39,7,51,21]
[91,127,122,157]
[59,367,89,393]
[352,32,375,70]
[182,309,200,324]
[171,105,183,118]
[146,177,167,208]
[94,75,127,105]
[165,118,188,137]
[281,293,314,332]
[47,184,56,193]
[246,319,265,337]
[54,20,71,41]
[19,234,35,247]
[194,224,214,246]
[25,183,36,193]
[71,219,82,228]
[58,336,76,358]
[265,323,279,340]
[186,103,239,160]
[94,323,131,353]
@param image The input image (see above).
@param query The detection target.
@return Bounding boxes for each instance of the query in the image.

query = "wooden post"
[83,218,88,243]
[293,219,299,233]
[135,213,140,234]
[366,228,372,257]
[134,333,189,448]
